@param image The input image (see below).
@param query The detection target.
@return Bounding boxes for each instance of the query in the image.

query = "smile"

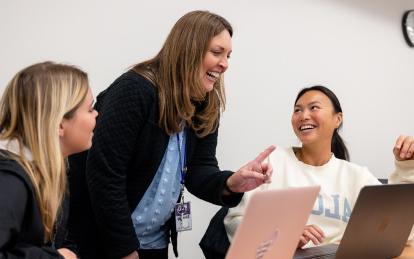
[299,124,316,131]
[206,71,220,81]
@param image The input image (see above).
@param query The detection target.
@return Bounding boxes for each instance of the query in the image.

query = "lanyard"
[176,131,187,186]
[175,130,192,232]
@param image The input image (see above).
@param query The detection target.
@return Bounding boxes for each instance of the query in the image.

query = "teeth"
[300,125,315,131]
[207,71,220,79]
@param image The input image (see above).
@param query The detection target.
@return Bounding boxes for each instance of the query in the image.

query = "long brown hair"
[0,61,89,241]
[133,10,232,137]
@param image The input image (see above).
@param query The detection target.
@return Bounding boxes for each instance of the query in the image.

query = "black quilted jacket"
[66,71,243,259]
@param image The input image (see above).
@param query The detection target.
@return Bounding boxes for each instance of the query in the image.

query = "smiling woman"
[66,10,274,259]
[202,29,232,92]
[292,86,348,163]
[223,85,414,254]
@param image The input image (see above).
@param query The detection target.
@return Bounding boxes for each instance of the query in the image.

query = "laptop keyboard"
[293,244,339,259]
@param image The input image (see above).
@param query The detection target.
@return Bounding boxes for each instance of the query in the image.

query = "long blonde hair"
[133,10,232,137]
[0,61,89,241]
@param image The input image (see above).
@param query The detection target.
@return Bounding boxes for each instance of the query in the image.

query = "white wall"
[1,0,414,258]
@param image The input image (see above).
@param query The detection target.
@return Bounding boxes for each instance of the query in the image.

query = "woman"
[0,61,98,258]
[224,85,414,249]
[66,10,274,259]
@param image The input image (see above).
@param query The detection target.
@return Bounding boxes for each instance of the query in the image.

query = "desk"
[396,241,414,258]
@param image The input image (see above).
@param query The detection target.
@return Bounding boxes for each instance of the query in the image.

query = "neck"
[296,142,332,166]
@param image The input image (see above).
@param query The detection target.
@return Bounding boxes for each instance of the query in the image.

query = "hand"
[226,145,276,193]
[57,248,77,259]
[393,135,414,161]
[297,224,325,248]
[121,251,139,259]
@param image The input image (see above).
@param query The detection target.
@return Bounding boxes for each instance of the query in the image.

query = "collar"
[0,138,33,161]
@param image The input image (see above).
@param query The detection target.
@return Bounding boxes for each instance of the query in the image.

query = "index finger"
[254,145,276,163]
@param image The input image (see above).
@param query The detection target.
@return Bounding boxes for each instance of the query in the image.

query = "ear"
[59,120,66,137]
[335,112,343,128]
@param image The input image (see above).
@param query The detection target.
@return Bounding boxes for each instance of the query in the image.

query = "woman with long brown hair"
[67,10,274,259]
[0,61,98,258]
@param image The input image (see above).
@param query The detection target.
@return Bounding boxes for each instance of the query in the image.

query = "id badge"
[175,201,192,232]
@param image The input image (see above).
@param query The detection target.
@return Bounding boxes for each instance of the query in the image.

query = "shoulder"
[335,158,369,174]
[96,70,157,110]
[0,157,31,186]
[111,70,156,95]
[94,71,159,123]
[0,158,34,241]
[334,158,378,183]
[0,158,31,207]
[269,146,296,163]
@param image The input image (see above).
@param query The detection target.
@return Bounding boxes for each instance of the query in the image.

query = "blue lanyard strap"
[176,132,187,185]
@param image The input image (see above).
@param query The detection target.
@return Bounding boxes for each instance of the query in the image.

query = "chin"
[203,85,214,92]
[86,141,93,150]
[202,78,215,91]
[300,138,317,146]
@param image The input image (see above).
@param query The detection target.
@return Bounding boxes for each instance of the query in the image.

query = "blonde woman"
[0,62,98,258]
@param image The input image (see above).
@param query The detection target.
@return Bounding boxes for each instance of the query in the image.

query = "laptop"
[294,183,414,259]
[225,186,321,259]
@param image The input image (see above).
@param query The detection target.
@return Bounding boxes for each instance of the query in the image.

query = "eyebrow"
[211,45,232,53]
[294,101,321,107]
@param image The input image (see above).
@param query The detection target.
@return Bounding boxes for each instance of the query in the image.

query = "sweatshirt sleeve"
[359,166,382,187]
[388,160,414,184]
[388,160,414,242]
[223,151,276,242]
[223,185,267,242]
[223,193,250,242]
[0,172,63,258]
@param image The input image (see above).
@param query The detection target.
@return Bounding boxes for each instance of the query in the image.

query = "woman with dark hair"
[66,10,274,259]
[224,85,414,249]
[293,85,349,161]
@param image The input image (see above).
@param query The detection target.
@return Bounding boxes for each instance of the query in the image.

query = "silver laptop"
[225,186,320,259]
[294,183,414,259]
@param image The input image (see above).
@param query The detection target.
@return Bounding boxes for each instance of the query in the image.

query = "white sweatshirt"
[224,147,414,247]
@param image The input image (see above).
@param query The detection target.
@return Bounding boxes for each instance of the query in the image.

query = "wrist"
[224,179,237,195]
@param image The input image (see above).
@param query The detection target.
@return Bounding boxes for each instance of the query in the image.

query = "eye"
[293,108,301,113]
[211,50,221,56]
[311,105,320,110]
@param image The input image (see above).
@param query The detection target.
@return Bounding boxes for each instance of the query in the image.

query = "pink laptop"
[225,186,320,259]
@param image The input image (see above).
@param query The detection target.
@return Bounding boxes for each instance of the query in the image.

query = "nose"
[300,109,310,121]
[219,56,229,71]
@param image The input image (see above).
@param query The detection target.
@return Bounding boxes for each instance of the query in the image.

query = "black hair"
[294,85,349,161]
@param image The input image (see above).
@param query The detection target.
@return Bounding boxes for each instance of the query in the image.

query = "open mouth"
[206,71,220,81]
[299,124,316,132]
